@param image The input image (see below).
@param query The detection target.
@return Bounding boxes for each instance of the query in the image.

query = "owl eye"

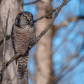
[23,16,27,19]
[28,18,30,21]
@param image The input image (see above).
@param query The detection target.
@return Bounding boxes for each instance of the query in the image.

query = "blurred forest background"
[0,0,84,84]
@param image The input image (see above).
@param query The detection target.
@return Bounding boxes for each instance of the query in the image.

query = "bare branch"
[33,9,56,23]
[0,0,70,84]
[53,21,78,53]
[23,0,44,5]
[64,0,70,5]
[54,54,84,83]
[36,0,69,44]
[0,0,2,3]
[3,9,10,62]
[54,16,84,30]
[0,35,10,45]
[0,9,10,84]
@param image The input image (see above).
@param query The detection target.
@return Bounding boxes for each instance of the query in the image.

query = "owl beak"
[30,21,34,26]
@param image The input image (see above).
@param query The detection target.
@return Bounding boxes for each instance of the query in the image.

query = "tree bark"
[0,0,28,84]
[34,0,54,84]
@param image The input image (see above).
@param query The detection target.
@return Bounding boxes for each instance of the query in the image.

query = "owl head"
[15,12,34,27]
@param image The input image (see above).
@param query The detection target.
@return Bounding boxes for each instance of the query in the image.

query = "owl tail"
[17,55,28,80]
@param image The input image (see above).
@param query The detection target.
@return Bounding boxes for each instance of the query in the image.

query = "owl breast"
[13,25,36,55]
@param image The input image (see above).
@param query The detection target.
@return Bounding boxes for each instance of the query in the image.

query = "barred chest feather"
[13,25,36,54]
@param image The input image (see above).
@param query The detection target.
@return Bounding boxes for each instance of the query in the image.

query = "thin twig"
[23,0,44,5]
[64,0,70,5]
[0,0,2,3]
[3,9,10,63]
[0,35,11,45]
[53,21,78,53]
[54,54,84,83]
[33,9,56,23]
[53,16,84,30]
[36,0,70,44]
[48,53,84,84]
[0,9,10,84]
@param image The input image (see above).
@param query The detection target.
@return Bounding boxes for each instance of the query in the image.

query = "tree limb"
[33,9,56,23]
[0,35,11,45]
[52,16,84,31]
[54,54,84,83]
[49,54,84,84]
[23,0,44,5]
[0,0,70,83]
[0,9,10,84]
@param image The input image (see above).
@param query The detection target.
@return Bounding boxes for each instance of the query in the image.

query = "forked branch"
[2,0,70,71]
[0,0,70,84]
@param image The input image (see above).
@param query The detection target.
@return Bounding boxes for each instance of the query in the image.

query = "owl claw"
[5,66,6,69]
[2,62,6,69]
[29,46,32,48]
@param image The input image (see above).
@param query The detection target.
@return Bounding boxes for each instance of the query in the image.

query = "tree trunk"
[0,0,28,84]
[34,0,54,84]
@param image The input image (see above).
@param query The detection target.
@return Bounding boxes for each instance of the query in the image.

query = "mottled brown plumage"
[11,12,36,80]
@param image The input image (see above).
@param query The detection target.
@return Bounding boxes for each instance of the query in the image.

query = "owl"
[11,12,36,80]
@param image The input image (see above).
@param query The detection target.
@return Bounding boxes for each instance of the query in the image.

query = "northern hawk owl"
[11,12,36,80]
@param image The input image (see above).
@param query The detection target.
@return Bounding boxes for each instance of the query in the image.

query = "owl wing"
[11,25,16,53]
[11,25,15,49]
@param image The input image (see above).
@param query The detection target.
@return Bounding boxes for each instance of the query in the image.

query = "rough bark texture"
[34,0,54,84]
[0,0,28,84]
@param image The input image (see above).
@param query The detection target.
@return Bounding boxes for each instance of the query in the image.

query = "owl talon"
[4,62,8,69]
[5,66,6,69]
[29,46,32,48]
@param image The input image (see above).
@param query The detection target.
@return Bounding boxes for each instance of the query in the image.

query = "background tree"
[34,0,53,84]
